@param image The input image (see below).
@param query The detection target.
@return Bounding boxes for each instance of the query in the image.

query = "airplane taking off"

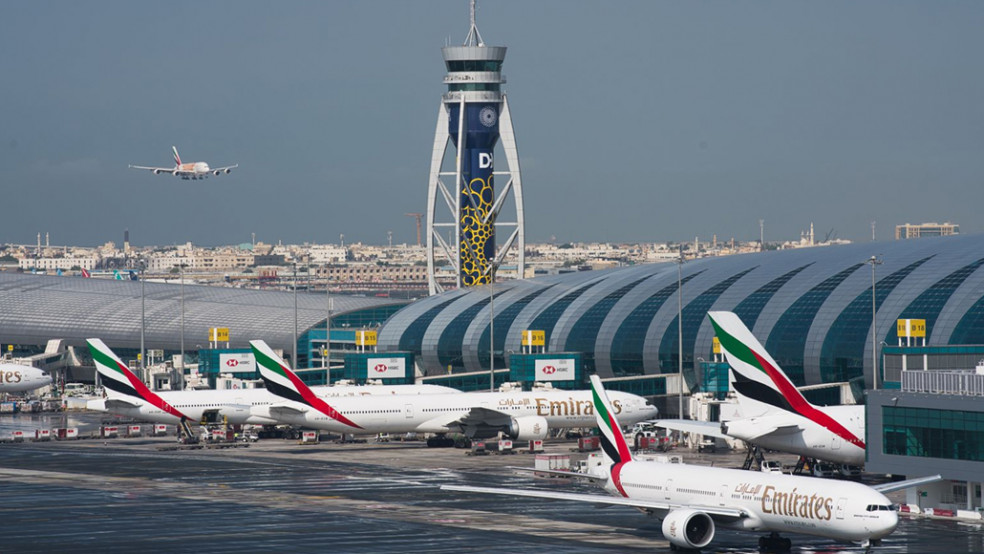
[0,363,51,394]
[129,146,237,180]
[86,339,453,431]
[250,340,658,445]
[444,375,940,550]
[654,311,866,465]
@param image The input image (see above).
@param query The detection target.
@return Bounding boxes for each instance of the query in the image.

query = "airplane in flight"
[443,375,939,550]
[86,339,454,433]
[129,146,238,180]
[654,311,866,465]
[250,340,658,445]
[0,363,52,394]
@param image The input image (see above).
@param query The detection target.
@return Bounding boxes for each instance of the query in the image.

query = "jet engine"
[153,169,162,175]
[661,509,715,549]
[507,415,549,441]
[213,170,221,176]
[172,170,179,176]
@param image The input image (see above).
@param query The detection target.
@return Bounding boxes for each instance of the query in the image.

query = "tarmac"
[1,412,983,553]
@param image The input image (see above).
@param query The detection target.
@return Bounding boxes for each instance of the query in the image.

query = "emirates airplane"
[86,339,453,431]
[0,363,52,393]
[443,375,939,550]
[655,311,866,465]
[250,340,658,445]
[129,146,237,180]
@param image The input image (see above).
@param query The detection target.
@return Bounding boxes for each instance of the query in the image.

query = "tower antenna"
[464,0,485,46]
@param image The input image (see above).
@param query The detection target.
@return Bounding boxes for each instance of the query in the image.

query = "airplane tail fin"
[589,375,633,486]
[86,338,189,420]
[172,146,182,166]
[249,340,363,429]
[707,311,812,417]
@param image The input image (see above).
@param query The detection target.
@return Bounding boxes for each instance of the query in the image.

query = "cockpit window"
[866,504,896,512]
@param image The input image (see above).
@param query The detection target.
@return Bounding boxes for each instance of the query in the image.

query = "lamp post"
[140,264,145,386]
[677,245,684,420]
[179,262,185,375]
[325,263,333,385]
[489,264,495,392]
[293,262,298,369]
[867,255,882,389]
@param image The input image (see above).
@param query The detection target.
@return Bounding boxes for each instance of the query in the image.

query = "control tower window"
[446,60,502,72]
[448,83,501,92]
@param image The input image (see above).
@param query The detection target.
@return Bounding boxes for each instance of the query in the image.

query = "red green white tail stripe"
[589,375,632,497]
[86,338,190,421]
[707,311,865,449]
[250,340,362,429]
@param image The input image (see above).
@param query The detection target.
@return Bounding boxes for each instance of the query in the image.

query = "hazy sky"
[2,1,983,247]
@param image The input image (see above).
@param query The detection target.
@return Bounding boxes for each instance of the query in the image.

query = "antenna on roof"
[463,0,485,47]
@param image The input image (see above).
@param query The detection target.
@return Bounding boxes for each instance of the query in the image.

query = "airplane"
[0,363,52,394]
[250,339,659,446]
[443,375,940,550]
[85,339,454,433]
[654,311,866,465]
[129,146,238,180]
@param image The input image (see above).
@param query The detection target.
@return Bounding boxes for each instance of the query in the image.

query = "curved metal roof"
[378,234,984,387]
[0,273,404,353]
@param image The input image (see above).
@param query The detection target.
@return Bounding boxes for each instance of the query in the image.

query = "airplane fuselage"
[724,405,866,465]
[256,389,658,436]
[614,459,897,542]
[0,364,51,393]
[90,384,456,426]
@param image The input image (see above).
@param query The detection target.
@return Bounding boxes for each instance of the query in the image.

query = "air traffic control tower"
[426,1,524,295]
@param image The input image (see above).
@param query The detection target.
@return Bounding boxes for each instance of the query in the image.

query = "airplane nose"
[872,511,899,539]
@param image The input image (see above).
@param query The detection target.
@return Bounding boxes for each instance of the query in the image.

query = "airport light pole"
[868,255,882,389]
[179,263,185,376]
[293,262,298,369]
[140,264,145,385]
[489,264,495,392]
[677,245,684,420]
[325,263,333,385]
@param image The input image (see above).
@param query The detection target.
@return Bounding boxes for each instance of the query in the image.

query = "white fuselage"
[0,364,52,393]
[724,405,866,465]
[255,389,658,435]
[89,384,455,426]
[614,460,897,542]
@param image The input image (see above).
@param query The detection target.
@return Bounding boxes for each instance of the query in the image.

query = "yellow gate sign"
[209,327,230,342]
[356,330,377,346]
[712,336,721,355]
[521,330,545,346]
[897,319,926,338]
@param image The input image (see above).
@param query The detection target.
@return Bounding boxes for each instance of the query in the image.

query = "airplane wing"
[128,165,171,172]
[506,466,607,482]
[653,419,729,439]
[104,397,143,410]
[872,474,943,494]
[211,164,239,174]
[418,406,512,434]
[269,402,308,417]
[441,484,746,520]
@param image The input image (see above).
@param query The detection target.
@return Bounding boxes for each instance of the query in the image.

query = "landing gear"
[426,435,455,448]
[758,532,791,552]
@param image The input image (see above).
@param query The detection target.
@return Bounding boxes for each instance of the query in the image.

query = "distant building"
[896,222,959,240]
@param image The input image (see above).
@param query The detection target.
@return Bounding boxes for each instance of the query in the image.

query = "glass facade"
[376,234,984,385]
[564,276,652,372]
[609,273,702,377]
[732,264,811,330]
[818,257,931,383]
[886,258,984,345]
[765,263,863,385]
[446,60,503,72]
[436,293,503,372]
[658,268,755,373]
[883,406,984,462]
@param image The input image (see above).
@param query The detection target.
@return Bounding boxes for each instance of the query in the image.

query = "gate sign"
[534,358,575,382]
[219,352,255,373]
[209,327,230,342]
[356,330,377,346]
[712,337,721,355]
[521,330,545,346]
[367,357,405,379]
[897,319,926,338]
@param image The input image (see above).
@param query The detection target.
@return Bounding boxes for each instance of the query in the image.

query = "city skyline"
[2,1,982,246]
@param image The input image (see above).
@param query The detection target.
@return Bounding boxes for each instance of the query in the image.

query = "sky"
[2,1,983,248]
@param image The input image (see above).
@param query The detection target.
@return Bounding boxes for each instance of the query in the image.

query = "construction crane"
[405,213,423,247]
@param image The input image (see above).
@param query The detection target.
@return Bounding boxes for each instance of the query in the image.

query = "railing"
[901,370,984,396]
